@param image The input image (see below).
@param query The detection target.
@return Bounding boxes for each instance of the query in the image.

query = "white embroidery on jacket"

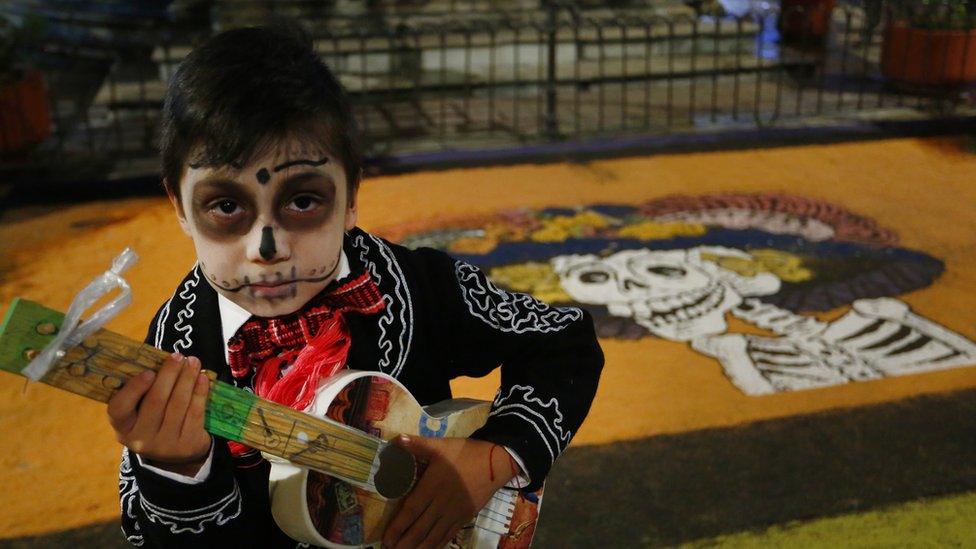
[119,449,144,546]
[139,481,243,535]
[455,261,582,333]
[489,385,573,465]
[172,266,201,354]
[153,299,171,349]
[353,232,414,378]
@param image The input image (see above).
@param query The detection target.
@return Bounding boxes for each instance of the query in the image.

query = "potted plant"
[0,14,51,154]
[880,0,976,85]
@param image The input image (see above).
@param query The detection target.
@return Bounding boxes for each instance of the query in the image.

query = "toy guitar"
[0,251,542,548]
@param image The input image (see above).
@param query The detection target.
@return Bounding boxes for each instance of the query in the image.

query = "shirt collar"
[216,250,351,360]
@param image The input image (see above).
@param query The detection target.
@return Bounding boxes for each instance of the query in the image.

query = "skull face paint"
[552,248,779,341]
[175,138,357,317]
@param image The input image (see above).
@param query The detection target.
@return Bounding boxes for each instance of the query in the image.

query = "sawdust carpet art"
[383,193,972,396]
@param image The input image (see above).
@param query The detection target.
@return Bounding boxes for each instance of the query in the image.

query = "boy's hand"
[107,352,212,476]
[383,436,520,549]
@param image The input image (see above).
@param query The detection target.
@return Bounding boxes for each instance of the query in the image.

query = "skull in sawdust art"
[552,247,779,342]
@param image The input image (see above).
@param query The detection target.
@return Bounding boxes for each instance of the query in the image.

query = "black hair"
[159,24,361,201]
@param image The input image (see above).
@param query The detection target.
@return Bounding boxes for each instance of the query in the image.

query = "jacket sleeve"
[413,247,604,491]
[118,302,277,547]
[119,443,257,547]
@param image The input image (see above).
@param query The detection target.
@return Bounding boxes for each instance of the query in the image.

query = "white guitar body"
[266,370,543,548]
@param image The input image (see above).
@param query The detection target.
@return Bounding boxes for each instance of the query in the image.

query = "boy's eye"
[209,199,242,217]
[286,195,320,213]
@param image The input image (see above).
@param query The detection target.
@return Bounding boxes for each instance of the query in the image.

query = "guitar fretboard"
[0,298,380,486]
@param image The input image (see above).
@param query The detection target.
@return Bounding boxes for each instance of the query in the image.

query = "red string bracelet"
[488,444,521,483]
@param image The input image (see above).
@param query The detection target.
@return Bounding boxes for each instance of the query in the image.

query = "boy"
[107,25,603,548]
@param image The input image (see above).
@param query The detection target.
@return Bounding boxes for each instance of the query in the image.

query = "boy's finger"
[181,371,211,438]
[383,480,434,548]
[421,513,457,549]
[385,459,442,548]
[392,502,438,549]
[159,356,201,438]
[106,369,156,434]
[130,353,185,436]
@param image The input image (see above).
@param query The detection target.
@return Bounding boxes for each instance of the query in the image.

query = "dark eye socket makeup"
[286,194,321,212]
[274,171,337,223]
[189,170,338,234]
[192,171,334,205]
[192,180,251,218]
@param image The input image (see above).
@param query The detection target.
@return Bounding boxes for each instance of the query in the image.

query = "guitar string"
[470,505,513,525]
[242,400,380,455]
[235,413,377,479]
[462,515,509,536]
[240,402,380,460]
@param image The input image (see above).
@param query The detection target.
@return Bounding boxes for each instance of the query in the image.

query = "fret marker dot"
[298,432,308,443]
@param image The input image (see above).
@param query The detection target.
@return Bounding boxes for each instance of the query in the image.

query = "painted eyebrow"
[273,156,329,173]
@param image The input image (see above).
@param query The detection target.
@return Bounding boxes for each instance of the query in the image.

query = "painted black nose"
[259,226,277,260]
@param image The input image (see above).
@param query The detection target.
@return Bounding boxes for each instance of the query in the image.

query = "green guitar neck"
[0,298,381,487]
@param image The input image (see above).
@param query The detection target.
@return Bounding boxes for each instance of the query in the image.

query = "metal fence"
[1,0,975,183]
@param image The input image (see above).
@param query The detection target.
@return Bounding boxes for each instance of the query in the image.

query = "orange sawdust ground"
[0,137,974,538]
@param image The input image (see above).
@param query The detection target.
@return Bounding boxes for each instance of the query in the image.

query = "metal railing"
[1,0,974,182]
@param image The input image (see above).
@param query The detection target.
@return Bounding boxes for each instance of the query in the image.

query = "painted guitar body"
[266,370,543,549]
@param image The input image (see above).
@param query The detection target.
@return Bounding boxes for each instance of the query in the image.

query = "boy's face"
[172,139,357,318]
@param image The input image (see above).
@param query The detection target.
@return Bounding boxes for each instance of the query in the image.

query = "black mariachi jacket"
[119,227,604,547]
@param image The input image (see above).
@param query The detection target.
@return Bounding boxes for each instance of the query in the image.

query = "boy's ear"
[344,184,359,231]
[164,181,191,237]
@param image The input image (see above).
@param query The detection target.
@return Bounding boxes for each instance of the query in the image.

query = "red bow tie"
[226,271,385,403]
